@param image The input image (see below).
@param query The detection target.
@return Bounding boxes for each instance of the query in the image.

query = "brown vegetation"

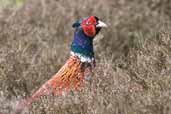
[0,0,171,114]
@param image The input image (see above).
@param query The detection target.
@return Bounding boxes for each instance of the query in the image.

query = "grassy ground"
[0,0,171,114]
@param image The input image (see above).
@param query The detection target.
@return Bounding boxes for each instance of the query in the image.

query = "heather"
[0,0,171,114]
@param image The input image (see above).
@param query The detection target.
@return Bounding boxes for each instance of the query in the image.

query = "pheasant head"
[71,16,107,62]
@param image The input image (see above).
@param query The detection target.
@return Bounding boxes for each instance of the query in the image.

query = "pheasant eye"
[86,21,91,25]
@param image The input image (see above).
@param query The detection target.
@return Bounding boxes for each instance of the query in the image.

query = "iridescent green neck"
[71,28,94,58]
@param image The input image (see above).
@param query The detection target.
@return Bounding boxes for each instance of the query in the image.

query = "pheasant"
[14,16,107,113]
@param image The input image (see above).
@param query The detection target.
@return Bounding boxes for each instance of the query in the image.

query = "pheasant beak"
[96,20,107,28]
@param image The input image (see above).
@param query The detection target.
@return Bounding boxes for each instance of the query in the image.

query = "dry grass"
[0,0,171,114]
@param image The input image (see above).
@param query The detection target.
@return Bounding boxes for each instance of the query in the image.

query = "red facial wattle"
[81,16,97,37]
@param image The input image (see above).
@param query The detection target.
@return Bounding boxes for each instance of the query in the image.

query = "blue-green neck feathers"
[71,28,94,58]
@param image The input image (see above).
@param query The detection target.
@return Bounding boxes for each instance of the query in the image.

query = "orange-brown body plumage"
[14,56,93,113]
[33,55,91,97]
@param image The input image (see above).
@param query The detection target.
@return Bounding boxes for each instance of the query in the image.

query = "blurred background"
[0,0,171,114]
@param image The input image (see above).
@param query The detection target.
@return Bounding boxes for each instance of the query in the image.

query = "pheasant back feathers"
[22,56,93,103]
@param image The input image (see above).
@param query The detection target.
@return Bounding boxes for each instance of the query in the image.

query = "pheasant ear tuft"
[72,22,80,28]
[72,19,83,28]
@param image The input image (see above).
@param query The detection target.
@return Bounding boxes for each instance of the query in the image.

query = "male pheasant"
[14,16,107,113]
